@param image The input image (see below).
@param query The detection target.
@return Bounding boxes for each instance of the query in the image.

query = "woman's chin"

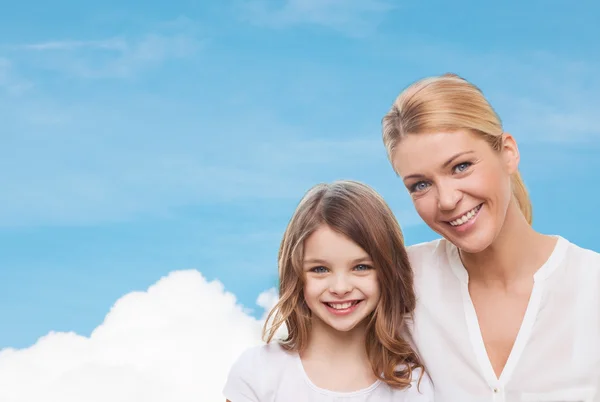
[436,223,496,254]
[452,239,491,254]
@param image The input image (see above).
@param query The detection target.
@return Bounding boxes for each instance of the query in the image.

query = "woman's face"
[392,129,519,253]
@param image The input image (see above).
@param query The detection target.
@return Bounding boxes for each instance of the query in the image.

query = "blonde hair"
[263,180,424,389]
[381,73,532,224]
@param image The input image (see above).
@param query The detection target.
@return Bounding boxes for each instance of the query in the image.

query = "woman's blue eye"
[354,264,372,271]
[454,162,472,173]
[411,181,430,193]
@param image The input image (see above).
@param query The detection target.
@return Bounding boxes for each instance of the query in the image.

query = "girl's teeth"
[327,301,357,310]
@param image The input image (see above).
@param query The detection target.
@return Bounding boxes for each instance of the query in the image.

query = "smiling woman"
[381,73,600,402]
[393,128,519,254]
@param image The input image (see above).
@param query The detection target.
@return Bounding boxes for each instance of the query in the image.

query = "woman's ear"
[501,132,520,175]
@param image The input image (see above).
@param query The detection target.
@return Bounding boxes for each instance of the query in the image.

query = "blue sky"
[1,0,599,351]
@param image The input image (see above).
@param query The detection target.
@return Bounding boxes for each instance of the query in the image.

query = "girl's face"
[302,224,380,333]
[392,129,519,254]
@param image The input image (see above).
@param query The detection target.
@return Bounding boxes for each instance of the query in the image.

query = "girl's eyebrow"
[349,257,373,264]
[303,258,328,265]
[303,256,372,265]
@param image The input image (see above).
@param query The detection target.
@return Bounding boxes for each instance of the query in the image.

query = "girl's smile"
[303,224,380,333]
[322,299,364,316]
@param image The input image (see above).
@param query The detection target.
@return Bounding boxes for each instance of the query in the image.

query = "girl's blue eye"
[354,264,372,271]
[310,266,328,273]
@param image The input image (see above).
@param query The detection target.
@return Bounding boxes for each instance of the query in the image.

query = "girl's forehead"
[303,225,368,262]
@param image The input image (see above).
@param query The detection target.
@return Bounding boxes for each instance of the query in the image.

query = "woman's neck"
[460,200,557,288]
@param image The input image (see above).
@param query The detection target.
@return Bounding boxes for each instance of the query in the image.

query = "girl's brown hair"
[263,180,423,389]
[382,73,532,224]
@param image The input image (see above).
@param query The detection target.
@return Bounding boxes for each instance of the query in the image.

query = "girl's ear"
[501,132,520,175]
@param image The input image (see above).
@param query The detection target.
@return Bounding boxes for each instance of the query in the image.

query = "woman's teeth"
[326,301,360,310]
[449,205,482,226]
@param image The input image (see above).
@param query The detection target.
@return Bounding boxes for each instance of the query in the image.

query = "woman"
[381,73,600,401]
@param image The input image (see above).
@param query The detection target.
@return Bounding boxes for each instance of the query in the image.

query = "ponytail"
[510,171,532,225]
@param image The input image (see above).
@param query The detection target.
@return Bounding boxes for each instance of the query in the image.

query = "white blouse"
[223,342,434,401]
[407,236,600,402]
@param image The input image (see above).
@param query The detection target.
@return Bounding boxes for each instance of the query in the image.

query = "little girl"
[223,180,434,401]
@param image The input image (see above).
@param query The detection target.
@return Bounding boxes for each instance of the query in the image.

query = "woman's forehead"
[392,130,487,176]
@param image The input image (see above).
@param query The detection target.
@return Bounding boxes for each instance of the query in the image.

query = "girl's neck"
[460,200,557,287]
[301,317,369,364]
[299,317,377,392]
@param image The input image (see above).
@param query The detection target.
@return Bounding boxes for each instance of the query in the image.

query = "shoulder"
[406,238,449,273]
[406,239,443,260]
[407,367,435,401]
[228,342,294,374]
[241,341,291,360]
[391,367,435,402]
[564,238,600,261]
[559,237,600,274]
[223,343,295,401]
[559,238,600,287]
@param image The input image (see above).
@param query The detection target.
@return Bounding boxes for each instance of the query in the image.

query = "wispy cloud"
[0,39,406,229]
[237,0,395,36]
[15,38,127,52]
[4,25,596,230]
[4,22,203,79]
[0,108,387,228]
[0,270,278,401]
[387,42,600,142]
[495,54,599,142]
[0,58,33,95]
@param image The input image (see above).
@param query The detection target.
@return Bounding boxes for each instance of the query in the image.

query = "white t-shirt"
[223,342,434,401]
[407,236,600,402]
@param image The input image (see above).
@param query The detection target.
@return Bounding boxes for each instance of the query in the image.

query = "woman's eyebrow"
[441,150,475,168]
[403,150,475,182]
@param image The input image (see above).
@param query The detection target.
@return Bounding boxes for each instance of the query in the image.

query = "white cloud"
[0,270,279,402]
[238,0,395,36]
